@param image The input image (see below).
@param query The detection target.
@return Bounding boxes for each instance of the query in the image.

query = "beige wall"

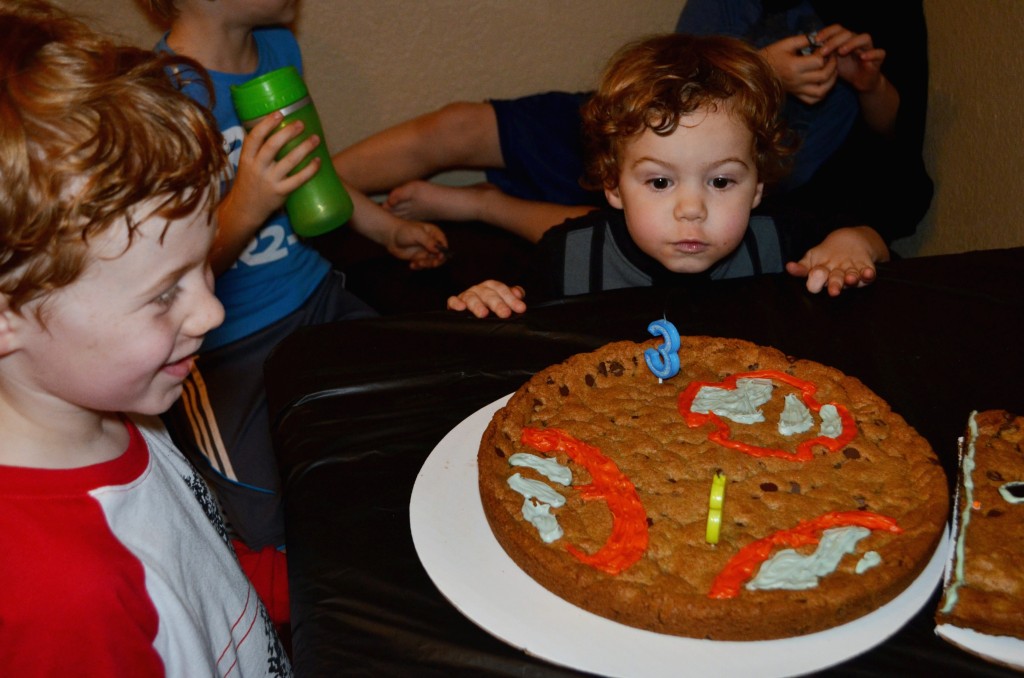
[68,1,1024,258]
[904,0,1024,257]
[72,1,681,148]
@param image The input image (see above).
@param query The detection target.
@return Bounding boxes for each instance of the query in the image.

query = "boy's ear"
[751,182,764,209]
[0,297,25,357]
[605,185,624,210]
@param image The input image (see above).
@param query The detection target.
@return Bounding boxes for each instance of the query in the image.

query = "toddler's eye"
[647,177,671,190]
[710,177,733,189]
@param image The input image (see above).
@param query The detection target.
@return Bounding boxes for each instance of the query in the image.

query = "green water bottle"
[230,66,353,237]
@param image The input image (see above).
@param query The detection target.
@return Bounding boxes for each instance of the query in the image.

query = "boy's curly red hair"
[0,0,226,314]
[582,33,794,191]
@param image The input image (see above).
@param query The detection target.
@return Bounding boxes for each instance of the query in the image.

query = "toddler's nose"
[674,186,706,222]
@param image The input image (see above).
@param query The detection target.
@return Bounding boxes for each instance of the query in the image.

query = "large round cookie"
[478,336,948,641]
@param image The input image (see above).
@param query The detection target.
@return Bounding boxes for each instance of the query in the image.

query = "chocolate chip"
[598,362,608,377]
[559,385,569,397]
[760,482,778,492]
[987,509,1005,518]
[495,446,506,458]
[546,376,555,385]
[646,517,654,527]
[747,363,760,371]
[843,447,861,460]
[789,481,801,495]
[610,361,625,376]
[532,398,543,410]
[987,469,1004,481]
[585,374,596,387]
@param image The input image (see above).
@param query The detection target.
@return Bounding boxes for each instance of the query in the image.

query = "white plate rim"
[935,624,1024,670]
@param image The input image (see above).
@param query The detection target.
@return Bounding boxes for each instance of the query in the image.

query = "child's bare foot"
[385,180,501,222]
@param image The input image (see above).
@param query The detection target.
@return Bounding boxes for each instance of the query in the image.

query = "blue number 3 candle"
[644,319,681,380]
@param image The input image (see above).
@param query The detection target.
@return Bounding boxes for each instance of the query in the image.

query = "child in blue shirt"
[145,0,449,621]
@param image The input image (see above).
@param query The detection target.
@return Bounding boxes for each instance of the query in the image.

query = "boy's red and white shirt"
[0,416,290,677]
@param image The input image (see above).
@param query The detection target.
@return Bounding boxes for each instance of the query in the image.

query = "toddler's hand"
[231,111,321,227]
[785,226,889,297]
[447,280,526,319]
[387,220,449,270]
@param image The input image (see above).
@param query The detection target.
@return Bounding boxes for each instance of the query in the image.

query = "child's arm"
[816,24,899,135]
[210,112,447,273]
[785,226,889,297]
[345,188,448,270]
[447,280,527,319]
[210,111,320,275]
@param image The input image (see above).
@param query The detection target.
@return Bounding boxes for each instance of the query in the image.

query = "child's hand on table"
[786,226,889,296]
[447,280,527,318]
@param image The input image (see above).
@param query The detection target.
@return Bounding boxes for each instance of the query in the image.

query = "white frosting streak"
[509,453,572,486]
[856,550,882,573]
[819,404,843,439]
[778,394,814,435]
[507,473,565,507]
[507,473,566,543]
[692,378,775,424]
[940,411,979,613]
[998,482,1024,504]
[745,526,872,591]
[520,498,564,543]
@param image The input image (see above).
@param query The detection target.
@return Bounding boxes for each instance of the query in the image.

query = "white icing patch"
[942,412,979,613]
[819,404,843,438]
[520,499,563,543]
[507,473,565,507]
[856,550,882,574]
[745,526,871,591]
[508,473,566,543]
[509,453,572,486]
[778,394,814,435]
[692,378,775,424]
[999,482,1024,504]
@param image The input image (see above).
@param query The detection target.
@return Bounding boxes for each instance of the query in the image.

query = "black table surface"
[266,246,1024,677]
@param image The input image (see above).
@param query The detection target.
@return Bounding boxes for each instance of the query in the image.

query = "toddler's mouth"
[673,240,709,254]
